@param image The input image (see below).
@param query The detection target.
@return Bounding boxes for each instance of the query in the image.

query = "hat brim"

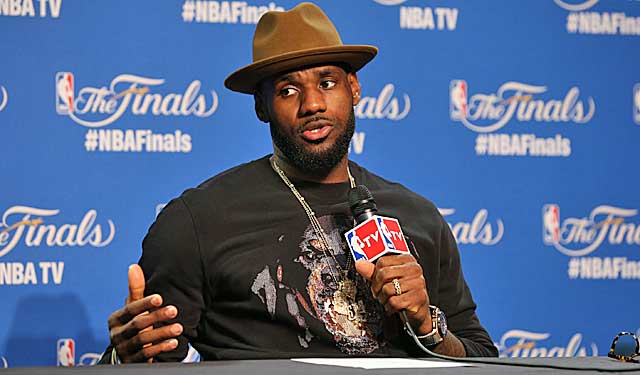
[224,45,378,94]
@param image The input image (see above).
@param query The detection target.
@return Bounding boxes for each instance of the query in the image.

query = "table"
[1,357,639,374]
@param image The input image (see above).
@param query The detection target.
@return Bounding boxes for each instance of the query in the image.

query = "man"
[102,2,498,363]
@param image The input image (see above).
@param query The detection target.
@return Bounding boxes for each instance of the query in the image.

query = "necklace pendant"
[333,294,349,315]
[339,279,355,297]
[338,277,356,302]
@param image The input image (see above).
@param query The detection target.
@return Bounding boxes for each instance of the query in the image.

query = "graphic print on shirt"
[251,262,315,348]
[251,214,385,354]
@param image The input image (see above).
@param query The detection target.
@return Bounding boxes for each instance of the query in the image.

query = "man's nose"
[298,87,327,117]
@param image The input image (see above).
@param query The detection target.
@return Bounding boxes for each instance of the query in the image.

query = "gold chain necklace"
[270,156,365,323]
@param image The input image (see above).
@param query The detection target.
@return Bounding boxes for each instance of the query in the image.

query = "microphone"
[346,185,441,356]
[348,185,377,223]
[346,185,426,345]
[344,185,410,262]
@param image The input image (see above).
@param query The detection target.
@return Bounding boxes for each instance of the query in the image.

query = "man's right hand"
[107,264,183,363]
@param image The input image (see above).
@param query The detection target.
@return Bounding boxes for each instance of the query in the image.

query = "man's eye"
[279,87,296,97]
[320,80,336,89]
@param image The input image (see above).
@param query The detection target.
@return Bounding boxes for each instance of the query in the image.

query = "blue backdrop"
[1,0,639,367]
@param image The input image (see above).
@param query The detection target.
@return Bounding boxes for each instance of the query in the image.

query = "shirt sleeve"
[138,196,206,362]
[435,213,499,357]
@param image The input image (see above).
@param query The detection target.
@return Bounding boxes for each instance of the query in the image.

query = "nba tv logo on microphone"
[345,216,410,262]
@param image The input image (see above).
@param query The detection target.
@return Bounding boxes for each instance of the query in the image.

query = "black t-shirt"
[136,155,497,361]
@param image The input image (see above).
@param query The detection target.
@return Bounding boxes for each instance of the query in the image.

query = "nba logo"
[348,219,387,261]
[634,83,640,125]
[56,338,75,367]
[450,79,468,121]
[55,72,74,115]
[542,204,560,245]
[345,231,367,261]
[377,217,396,250]
[378,217,409,252]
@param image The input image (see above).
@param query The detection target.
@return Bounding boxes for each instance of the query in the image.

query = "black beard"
[270,109,356,176]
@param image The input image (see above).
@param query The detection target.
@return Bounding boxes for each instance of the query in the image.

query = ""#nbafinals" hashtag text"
[567,257,640,280]
[182,1,283,24]
[85,129,192,153]
[475,133,571,157]
[566,12,640,35]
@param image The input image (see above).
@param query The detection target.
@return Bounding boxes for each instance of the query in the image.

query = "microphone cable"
[399,311,639,372]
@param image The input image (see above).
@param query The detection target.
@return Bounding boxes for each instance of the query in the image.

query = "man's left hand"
[355,254,432,335]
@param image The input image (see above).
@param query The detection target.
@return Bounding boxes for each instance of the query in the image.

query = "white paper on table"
[291,357,473,369]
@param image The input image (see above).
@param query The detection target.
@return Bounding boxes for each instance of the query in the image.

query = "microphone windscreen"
[348,185,377,221]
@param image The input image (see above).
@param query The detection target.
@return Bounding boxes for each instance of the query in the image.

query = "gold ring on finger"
[392,278,402,296]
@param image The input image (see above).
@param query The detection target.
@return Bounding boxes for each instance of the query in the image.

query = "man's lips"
[300,120,333,142]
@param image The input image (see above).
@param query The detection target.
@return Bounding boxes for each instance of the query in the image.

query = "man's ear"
[348,72,361,106]
[254,91,269,123]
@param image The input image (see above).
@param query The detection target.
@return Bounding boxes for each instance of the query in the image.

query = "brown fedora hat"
[224,2,378,94]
